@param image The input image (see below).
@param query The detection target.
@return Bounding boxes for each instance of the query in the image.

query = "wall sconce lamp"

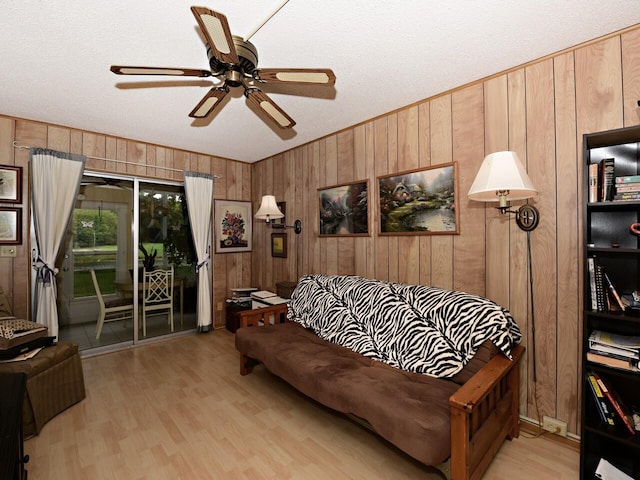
[255,195,302,234]
[467,151,540,231]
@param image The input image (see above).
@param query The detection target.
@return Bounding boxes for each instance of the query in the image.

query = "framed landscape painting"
[214,199,252,253]
[318,180,369,236]
[378,162,459,235]
[0,207,21,244]
[0,165,22,203]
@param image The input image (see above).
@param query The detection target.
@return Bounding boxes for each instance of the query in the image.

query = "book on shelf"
[614,192,640,201]
[590,330,640,351]
[588,257,598,311]
[599,158,616,202]
[595,264,607,312]
[592,371,636,436]
[587,351,639,371]
[587,371,616,426]
[589,163,599,203]
[616,174,640,184]
[589,332,640,362]
[615,184,640,193]
[588,342,639,360]
[595,457,635,480]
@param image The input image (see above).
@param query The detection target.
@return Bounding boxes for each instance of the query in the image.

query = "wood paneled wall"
[0,116,251,328]
[251,25,640,436]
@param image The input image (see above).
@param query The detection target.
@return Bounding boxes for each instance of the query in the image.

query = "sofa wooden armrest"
[238,304,289,375]
[448,344,524,480]
[238,304,288,328]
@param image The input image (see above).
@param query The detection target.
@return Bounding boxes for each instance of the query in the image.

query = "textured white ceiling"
[1,1,639,163]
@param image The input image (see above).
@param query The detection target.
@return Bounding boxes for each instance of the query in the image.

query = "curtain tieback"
[33,256,58,285]
[196,255,210,273]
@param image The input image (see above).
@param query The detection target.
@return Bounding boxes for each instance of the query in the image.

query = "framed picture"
[214,199,252,253]
[271,232,287,258]
[319,180,369,236]
[378,162,459,235]
[0,207,21,244]
[0,165,22,203]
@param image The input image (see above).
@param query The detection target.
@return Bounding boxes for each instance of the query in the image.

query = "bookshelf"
[581,125,640,479]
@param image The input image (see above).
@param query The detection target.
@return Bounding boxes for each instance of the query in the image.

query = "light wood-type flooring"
[24,330,579,479]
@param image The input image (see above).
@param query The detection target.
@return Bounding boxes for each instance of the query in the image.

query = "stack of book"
[586,370,637,436]
[614,174,640,201]
[227,287,258,307]
[587,330,640,372]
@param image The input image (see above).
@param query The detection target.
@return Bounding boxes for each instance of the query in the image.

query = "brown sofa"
[236,303,524,480]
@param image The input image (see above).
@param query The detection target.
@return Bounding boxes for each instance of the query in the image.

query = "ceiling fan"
[81,177,132,190]
[110,6,336,130]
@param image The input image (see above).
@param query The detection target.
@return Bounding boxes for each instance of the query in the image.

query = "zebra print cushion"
[287,274,522,378]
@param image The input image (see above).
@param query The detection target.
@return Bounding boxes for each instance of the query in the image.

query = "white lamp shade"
[467,151,538,202]
[255,195,284,220]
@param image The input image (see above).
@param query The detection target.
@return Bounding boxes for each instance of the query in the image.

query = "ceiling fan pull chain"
[244,0,290,41]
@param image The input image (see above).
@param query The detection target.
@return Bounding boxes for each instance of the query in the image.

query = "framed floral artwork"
[214,199,252,253]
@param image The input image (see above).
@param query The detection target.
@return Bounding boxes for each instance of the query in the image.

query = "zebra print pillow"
[287,274,522,378]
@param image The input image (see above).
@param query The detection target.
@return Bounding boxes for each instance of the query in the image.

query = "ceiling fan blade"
[189,87,228,118]
[245,89,296,129]
[253,68,336,86]
[190,7,239,66]
[111,65,212,77]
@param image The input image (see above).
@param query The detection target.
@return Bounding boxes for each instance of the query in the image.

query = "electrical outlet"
[217,302,223,311]
[0,246,16,257]
[542,415,567,437]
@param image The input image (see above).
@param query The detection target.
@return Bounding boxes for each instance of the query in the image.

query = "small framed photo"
[378,162,459,235]
[271,232,287,258]
[0,165,22,203]
[319,180,369,236]
[214,199,252,253]
[0,207,22,244]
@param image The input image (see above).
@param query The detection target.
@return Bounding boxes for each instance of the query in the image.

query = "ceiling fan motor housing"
[208,35,258,81]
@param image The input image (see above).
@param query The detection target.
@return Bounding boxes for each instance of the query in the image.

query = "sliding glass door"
[54,174,197,352]
[136,181,197,339]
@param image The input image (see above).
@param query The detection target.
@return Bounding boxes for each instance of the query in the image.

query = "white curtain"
[183,172,214,332]
[31,148,85,339]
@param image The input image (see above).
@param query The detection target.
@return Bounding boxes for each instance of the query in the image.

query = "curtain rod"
[12,141,221,178]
